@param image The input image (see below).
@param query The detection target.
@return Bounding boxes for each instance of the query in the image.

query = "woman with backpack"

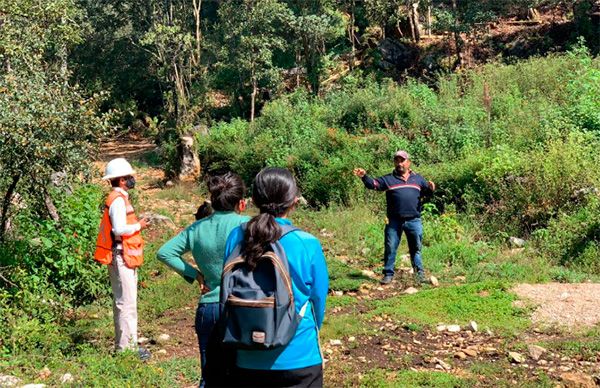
[221,167,329,387]
[156,172,249,387]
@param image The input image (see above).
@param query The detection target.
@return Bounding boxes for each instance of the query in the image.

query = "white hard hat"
[102,158,135,180]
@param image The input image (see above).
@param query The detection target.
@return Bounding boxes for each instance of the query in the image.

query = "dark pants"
[233,364,323,387]
[383,217,424,276]
[195,302,220,388]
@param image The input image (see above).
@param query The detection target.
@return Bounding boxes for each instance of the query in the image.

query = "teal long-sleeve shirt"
[156,211,250,304]
[224,218,329,370]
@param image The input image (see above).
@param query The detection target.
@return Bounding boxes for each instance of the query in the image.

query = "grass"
[357,369,472,388]
[369,281,530,335]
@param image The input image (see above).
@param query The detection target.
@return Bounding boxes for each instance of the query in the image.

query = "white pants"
[108,253,138,351]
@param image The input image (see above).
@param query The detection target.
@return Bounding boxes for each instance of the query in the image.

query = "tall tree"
[215,0,292,121]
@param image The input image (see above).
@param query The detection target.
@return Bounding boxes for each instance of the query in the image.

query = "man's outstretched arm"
[353,168,387,191]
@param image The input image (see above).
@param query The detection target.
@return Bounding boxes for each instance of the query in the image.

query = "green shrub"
[0,184,109,354]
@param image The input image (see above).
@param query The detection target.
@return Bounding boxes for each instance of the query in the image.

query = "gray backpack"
[219,224,308,350]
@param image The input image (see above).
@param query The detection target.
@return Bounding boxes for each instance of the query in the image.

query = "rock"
[156,349,168,355]
[560,372,596,388]
[0,375,21,387]
[376,287,384,291]
[361,270,376,278]
[454,276,466,282]
[138,212,176,229]
[508,351,525,363]
[376,38,419,71]
[357,356,367,363]
[348,336,356,342]
[454,351,467,360]
[559,292,570,300]
[436,358,452,371]
[60,373,74,384]
[436,324,447,332]
[429,276,439,287]
[463,349,478,357]
[297,196,308,206]
[333,290,344,296]
[538,359,548,365]
[138,336,149,345]
[156,333,170,344]
[403,287,419,295]
[319,229,334,238]
[165,180,175,188]
[527,344,547,360]
[467,321,478,332]
[38,367,51,379]
[178,135,201,181]
[446,325,461,333]
[329,339,342,346]
[509,237,526,248]
[400,254,411,263]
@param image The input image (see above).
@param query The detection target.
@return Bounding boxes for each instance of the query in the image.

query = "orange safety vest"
[94,190,144,269]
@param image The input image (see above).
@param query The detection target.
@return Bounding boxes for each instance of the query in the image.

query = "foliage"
[0,185,109,354]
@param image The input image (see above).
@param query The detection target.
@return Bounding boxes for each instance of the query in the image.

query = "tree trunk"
[0,174,20,243]
[427,5,432,36]
[250,76,257,122]
[192,0,202,66]
[44,192,60,223]
[348,0,355,69]
[451,0,463,69]
[407,1,421,43]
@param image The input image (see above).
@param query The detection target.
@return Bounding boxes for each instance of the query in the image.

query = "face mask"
[125,176,136,189]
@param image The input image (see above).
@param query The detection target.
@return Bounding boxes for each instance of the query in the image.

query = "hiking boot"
[138,347,151,361]
[380,275,394,285]
[415,272,429,285]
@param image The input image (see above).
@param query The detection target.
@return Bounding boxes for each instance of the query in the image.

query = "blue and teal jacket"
[223,218,329,370]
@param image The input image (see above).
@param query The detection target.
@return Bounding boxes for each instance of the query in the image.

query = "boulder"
[509,237,526,248]
[0,375,21,387]
[508,351,525,363]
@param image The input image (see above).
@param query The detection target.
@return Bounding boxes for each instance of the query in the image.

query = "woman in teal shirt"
[223,167,329,387]
[157,173,249,387]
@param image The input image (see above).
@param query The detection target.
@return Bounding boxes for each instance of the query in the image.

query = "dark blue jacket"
[362,170,432,219]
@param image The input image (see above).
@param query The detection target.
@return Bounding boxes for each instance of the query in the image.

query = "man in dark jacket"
[354,150,435,285]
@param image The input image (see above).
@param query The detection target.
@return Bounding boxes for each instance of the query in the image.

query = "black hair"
[206,172,246,212]
[194,201,214,220]
[110,178,120,188]
[242,167,298,269]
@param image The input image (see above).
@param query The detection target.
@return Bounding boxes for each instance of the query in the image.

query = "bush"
[0,184,109,354]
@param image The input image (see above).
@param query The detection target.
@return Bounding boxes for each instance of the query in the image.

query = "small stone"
[436,324,447,332]
[559,292,570,300]
[463,349,478,357]
[538,360,548,365]
[454,276,466,282]
[357,356,367,363]
[454,351,467,360]
[60,373,74,384]
[156,349,168,355]
[400,254,411,263]
[325,348,334,355]
[157,333,170,343]
[467,321,478,332]
[376,287,384,291]
[403,287,419,295]
[38,367,51,380]
[437,359,451,370]
[527,344,547,360]
[429,275,439,287]
[0,375,21,387]
[447,325,461,333]
[509,237,526,248]
[138,337,149,345]
[508,351,525,363]
[560,372,595,388]
[165,180,175,187]
[333,290,344,296]
[329,339,342,346]
[361,270,376,278]
[348,336,356,342]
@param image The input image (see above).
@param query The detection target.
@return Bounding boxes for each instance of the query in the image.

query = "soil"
[513,283,600,329]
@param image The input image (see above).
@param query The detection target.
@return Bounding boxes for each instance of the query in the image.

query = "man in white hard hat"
[95,157,151,360]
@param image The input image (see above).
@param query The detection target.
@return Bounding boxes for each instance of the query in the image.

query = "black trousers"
[232,364,323,388]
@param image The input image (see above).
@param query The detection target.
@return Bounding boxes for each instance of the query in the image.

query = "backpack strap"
[278,223,300,239]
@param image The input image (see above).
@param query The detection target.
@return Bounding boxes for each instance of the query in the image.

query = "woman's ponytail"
[242,168,298,269]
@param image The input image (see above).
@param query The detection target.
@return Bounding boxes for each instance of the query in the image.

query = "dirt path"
[513,283,600,329]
